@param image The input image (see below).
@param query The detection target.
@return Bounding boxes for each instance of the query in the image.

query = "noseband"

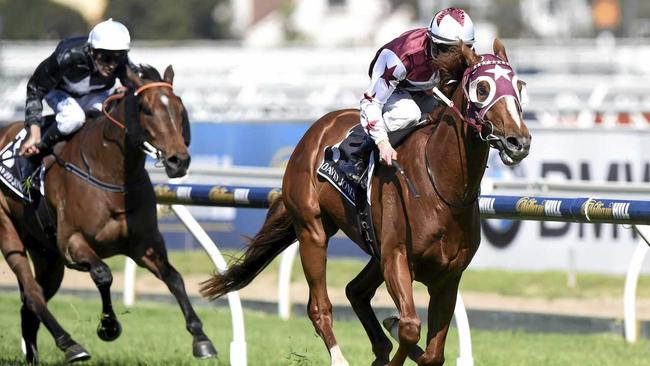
[101,82,174,159]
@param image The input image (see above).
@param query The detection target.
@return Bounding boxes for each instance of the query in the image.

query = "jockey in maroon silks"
[338,7,476,182]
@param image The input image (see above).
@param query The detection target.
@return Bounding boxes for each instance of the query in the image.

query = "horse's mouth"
[491,135,530,166]
[498,149,517,166]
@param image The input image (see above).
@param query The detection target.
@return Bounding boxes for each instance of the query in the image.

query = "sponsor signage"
[170,123,650,273]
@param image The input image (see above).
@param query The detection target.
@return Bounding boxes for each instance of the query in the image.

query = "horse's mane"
[432,44,470,88]
[136,63,163,82]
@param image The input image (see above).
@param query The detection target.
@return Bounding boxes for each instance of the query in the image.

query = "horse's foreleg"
[66,233,121,342]
[297,220,349,366]
[132,240,217,359]
[383,249,420,366]
[418,277,461,366]
[345,258,392,365]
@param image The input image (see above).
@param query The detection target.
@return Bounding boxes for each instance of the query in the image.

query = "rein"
[101,82,174,129]
[424,130,481,209]
[425,69,491,209]
[56,81,175,193]
[431,85,497,143]
[102,82,174,160]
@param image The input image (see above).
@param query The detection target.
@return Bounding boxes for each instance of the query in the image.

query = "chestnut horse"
[201,40,530,365]
[0,65,216,364]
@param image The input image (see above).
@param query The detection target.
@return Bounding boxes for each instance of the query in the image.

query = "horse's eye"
[141,106,152,116]
[478,85,488,96]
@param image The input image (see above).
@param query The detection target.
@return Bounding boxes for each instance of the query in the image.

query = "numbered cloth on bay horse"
[0,128,44,201]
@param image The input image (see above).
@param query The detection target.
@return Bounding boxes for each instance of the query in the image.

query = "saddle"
[317,123,424,259]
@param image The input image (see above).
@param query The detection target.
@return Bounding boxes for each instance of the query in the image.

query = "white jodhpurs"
[44,89,111,135]
[381,89,438,132]
[360,89,439,143]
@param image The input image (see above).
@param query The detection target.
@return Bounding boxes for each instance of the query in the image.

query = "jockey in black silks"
[19,19,135,186]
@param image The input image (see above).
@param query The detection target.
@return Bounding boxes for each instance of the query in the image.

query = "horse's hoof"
[22,338,39,365]
[382,316,399,338]
[193,340,218,359]
[97,316,122,342]
[64,344,91,364]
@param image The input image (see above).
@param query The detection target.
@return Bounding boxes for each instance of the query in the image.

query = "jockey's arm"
[21,54,62,156]
[360,49,405,165]
[25,55,61,129]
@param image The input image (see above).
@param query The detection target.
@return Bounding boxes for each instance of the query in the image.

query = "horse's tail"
[199,198,296,300]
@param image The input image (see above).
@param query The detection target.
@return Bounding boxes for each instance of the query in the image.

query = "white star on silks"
[485,65,511,81]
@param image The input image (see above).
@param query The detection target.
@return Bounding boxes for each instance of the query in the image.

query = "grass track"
[2,294,650,365]
[103,250,650,300]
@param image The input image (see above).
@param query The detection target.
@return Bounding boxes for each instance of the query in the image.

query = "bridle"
[426,55,523,208]
[431,55,524,145]
[101,81,174,160]
[45,81,177,194]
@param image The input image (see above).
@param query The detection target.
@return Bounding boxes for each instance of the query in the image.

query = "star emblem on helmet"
[381,64,397,86]
[436,8,466,26]
[485,65,511,81]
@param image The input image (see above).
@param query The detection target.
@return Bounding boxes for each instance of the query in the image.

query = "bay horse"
[201,39,530,365]
[0,65,217,364]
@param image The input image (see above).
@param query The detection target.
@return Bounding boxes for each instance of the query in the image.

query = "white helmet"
[428,8,474,46]
[88,19,131,51]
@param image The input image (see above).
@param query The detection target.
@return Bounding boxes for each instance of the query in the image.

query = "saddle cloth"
[316,131,376,207]
[0,128,44,202]
[317,130,379,258]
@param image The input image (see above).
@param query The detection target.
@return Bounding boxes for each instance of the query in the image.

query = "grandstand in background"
[1,38,650,127]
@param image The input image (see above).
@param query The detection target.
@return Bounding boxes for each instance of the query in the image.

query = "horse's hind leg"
[65,233,122,342]
[28,247,91,364]
[1,227,87,363]
[345,259,392,365]
[131,236,217,359]
[295,216,349,366]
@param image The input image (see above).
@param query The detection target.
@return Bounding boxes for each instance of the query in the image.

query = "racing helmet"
[88,19,131,51]
[428,8,475,46]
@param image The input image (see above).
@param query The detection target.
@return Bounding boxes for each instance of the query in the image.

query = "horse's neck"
[425,85,490,204]
[68,103,147,186]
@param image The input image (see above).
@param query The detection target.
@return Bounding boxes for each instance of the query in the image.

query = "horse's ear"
[460,42,480,66]
[163,65,174,84]
[493,38,508,62]
[126,66,144,89]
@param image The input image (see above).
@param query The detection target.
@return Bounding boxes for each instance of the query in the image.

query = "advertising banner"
[168,123,650,273]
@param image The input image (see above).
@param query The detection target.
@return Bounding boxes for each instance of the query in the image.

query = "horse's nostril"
[167,155,180,167]
[506,136,522,151]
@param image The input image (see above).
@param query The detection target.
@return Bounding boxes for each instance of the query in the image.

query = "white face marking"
[505,97,522,128]
[160,95,169,106]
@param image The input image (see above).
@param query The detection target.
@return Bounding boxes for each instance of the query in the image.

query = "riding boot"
[35,123,65,154]
[338,130,375,183]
